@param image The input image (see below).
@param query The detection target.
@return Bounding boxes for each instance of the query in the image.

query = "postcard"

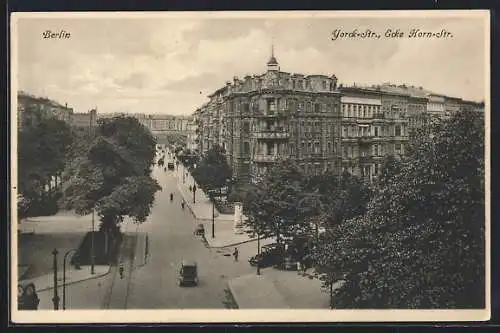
[10,10,490,323]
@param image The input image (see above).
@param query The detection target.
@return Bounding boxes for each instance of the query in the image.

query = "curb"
[35,266,112,293]
[176,183,220,220]
[226,281,240,309]
[206,236,259,249]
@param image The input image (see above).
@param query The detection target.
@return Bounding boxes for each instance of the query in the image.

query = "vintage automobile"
[178,260,198,287]
[248,243,284,268]
[167,162,175,170]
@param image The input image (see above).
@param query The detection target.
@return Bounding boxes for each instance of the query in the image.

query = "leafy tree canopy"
[192,145,232,192]
[312,110,485,309]
[61,116,161,233]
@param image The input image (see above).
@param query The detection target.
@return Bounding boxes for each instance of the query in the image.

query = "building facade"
[196,51,343,183]
[17,91,98,131]
[17,91,74,129]
[186,118,199,152]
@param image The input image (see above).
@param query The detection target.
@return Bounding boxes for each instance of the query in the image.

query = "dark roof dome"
[267,56,279,65]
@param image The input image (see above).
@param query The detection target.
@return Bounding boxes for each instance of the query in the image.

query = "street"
[114,163,260,309]
[25,156,273,311]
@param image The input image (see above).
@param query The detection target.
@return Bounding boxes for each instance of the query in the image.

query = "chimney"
[65,102,68,108]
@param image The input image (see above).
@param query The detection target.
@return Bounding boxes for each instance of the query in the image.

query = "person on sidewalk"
[119,261,125,279]
[233,247,239,262]
[181,199,185,210]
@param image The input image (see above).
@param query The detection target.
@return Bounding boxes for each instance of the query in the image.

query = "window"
[374,126,379,137]
[298,101,304,110]
[243,142,250,154]
[242,103,249,113]
[395,125,401,136]
[266,143,274,155]
[343,148,348,158]
[395,144,402,154]
[343,126,347,137]
[301,142,306,153]
[323,81,327,89]
[314,103,321,113]
[328,142,332,153]
[373,144,378,156]
[242,122,250,132]
[308,142,313,153]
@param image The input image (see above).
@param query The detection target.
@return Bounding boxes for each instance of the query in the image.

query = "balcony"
[253,131,290,140]
[253,154,281,163]
[359,155,372,163]
[358,136,373,143]
[357,118,373,124]
[254,110,288,118]
[391,136,409,142]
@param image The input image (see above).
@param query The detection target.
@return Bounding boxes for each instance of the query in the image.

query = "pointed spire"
[267,37,279,68]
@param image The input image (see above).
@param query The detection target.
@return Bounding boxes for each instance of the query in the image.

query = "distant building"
[186,118,198,152]
[17,91,74,129]
[97,113,193,143]
[72,109,98,130]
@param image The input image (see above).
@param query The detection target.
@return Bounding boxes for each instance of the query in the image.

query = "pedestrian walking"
[233,247,239,262]
[119,261,125,279]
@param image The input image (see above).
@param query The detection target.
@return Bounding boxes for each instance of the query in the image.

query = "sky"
[14,11,488,116]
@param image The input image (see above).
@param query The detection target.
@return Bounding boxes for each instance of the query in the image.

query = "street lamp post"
[91,208,95,275]
[211,195,215,239]
[257,233,261,275]
[62,249,80,310]
[51,248,60,310]
[192,184,197,204]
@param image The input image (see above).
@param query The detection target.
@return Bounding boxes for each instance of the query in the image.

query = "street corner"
[28,265,112,293]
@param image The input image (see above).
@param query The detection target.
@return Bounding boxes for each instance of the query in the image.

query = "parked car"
[248,243,284,268]
[178,260,198,287]
[167,162,175,170]
[194,224,204,236]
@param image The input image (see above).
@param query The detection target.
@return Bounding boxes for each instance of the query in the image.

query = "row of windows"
[343,163,382,177]
[252,78,335,91]
[342,124,407,137]
[342,103,381,118]
[342,143,404,158]
[242,141,338,156]
[239,99,340,113]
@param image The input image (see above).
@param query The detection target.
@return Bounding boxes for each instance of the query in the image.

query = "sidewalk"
[175,163,236,221]
[201,218,263,248]
[19,265,110,292]
[18,211,95,235]
[174,164,260,248]
[228,274,290,308]
[228,268,346,309]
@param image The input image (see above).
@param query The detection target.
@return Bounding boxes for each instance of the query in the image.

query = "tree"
[313,110,485,308]
[191,145,232,194]
[242,159,309,246]
[18,116,73,215]
[61,116,161,238]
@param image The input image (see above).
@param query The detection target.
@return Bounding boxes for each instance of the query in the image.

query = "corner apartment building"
[196,51,342,183]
